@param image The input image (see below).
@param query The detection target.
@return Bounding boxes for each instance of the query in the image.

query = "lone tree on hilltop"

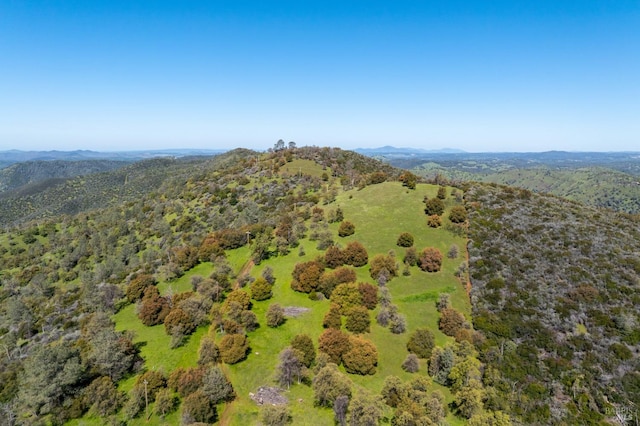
[399,171,417,189]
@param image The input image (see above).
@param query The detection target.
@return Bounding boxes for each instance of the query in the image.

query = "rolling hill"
[0,146,638,425]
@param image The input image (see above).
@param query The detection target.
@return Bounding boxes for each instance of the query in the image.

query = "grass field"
[90,181,470,424]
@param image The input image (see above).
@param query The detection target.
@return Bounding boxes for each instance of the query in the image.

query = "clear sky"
[1,1,638,152]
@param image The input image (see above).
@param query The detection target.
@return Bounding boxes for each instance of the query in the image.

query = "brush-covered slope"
[477,167,640,214]
[0,154,232,226]
[466,183,640,424]
[0,160,130,194]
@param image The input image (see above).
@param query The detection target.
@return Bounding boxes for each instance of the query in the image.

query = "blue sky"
[1,1,638,152]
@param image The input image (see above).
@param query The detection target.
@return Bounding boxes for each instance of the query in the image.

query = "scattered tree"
[439,307,466,337]
[290,260,324,293]
[182,389,217,424]
[218,334,249,364]
[323,304,343,329]
[402,354,420,373]
[369,254,398,281]
[396,232,414,247]
[338,221,356,237]
[83,376,123,417]
[419,247,443,272]
[277,347,305,388]
[138,290,170,326]
[389,313,407,334]
[261,405,292,426]
[153,388,178,419]
[407,328,435,358]
[168,367,204,397]
[250,277,273,301]
[318,328,351,364]
[424,198,445,216]
[345,306,371,334]
[198,336,220,365]
[403,247,418,266]
[349,389,384,426]
[437,186,447,199]
[449,205,468,223]
[201,365,235,404]
[358,282,378,310]
[330,283,363,314]
[342,241,368,267]
[427,214,442,228]
[343,336,378,375]
[164,307,196,336]
[429,345,455,385]
[266,303,286,328]
[291,334,316,367]
[399,172,417,189]
[312,363,352,407]
[334,395,349,426]
[126,274,156,302]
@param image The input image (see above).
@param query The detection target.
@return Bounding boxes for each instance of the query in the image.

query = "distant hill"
[0,160,130,194]
[0,154,230,226]
[355,146,466,156]
[0,148,227,168]
[375,151,640,214]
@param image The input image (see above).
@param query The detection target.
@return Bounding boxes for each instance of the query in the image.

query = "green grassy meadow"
[102,181,470,424]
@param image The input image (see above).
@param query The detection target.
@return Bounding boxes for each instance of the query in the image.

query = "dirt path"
[234,259,255,289]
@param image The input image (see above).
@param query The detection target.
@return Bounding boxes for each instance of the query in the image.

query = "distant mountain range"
[355,146,466,155]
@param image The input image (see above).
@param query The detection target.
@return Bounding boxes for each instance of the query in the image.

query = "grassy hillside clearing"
[101,181,470,425]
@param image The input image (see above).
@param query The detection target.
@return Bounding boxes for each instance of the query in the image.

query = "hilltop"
[0,146,638,425]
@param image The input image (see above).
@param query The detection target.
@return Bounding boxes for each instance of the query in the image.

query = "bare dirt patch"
[283,306,310,317]
[249,386,288,406]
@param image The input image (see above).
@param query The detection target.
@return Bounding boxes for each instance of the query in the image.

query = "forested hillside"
[0,156,217,226]
[0,146,638,425]
[0,160,129,193]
